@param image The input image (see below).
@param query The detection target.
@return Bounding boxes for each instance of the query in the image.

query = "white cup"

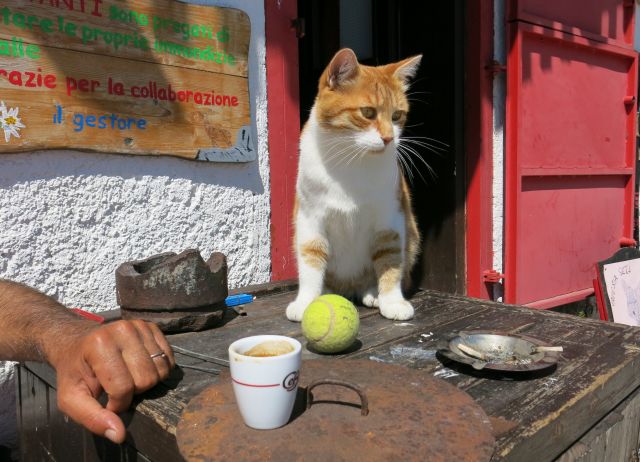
[228,335,302,430]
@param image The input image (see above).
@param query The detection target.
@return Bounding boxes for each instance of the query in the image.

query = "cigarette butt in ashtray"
[457,343,488,361]
[533,346,563,353]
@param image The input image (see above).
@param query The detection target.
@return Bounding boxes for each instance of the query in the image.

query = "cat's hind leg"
[360,286,379,308]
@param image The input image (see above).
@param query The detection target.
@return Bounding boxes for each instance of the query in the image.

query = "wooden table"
[17,287,640,461]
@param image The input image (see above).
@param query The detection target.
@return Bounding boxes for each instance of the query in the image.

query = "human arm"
[0,279,175,443]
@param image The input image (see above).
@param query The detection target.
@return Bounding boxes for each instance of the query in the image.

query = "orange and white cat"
[286,48,421,322]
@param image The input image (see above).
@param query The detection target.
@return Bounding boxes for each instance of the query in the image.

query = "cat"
[286,48,422,322]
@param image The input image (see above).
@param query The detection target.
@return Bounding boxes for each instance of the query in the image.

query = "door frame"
[265,0,496,294]
[465,0,495,300]
[265,0,300,281]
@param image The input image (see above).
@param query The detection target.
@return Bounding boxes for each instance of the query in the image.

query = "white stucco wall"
[0,0,269,447]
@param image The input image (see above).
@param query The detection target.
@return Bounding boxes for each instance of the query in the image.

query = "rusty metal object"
[177,359,495,462]
[306,379,369,416]
[116,249,228,333]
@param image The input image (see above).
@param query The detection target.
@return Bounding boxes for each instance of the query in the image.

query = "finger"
[147,322,176,369]
[57,384,126,444]
[108,321,160,394]
[130,320,171,380]
[83,327,136,413]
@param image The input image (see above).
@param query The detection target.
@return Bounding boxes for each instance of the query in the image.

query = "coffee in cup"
[243,340,294,357]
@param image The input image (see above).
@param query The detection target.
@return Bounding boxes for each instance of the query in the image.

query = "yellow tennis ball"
[302,294,360,353]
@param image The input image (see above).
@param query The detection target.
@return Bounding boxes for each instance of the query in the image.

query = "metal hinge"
[485,60,506,75]
[624,95,636,108]
[291,18,305,39]
[483,269,505,283]
[620,237,638,248]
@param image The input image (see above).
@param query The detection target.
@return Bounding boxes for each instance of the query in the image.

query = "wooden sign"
[0,0,254,162]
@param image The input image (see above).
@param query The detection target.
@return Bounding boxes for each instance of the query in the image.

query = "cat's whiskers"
[344,144,368,167]
[402,135,449,147]
[406,98,431,107]
[336,145,362,167]
[321,132,379,170]
[323,138,362,169]
[321,135,356,158]
[421,136,449,147]
[400,138,447,158]
[396,146,426,184]
[395,149,415,184]
[399,136,448,157]
[405,89,432,97]
[395,143,437,182]
[404,77,429,91]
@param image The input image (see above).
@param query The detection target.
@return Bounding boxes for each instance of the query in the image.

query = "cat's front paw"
[286,298,312,322]
[379,298,414,321]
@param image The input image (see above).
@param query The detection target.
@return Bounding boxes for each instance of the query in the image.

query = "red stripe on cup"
[232,378,280,388]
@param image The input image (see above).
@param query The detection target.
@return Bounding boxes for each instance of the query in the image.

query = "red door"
[505,0,637,307]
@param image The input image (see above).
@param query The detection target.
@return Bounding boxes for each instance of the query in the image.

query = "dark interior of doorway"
[297,0,465,294]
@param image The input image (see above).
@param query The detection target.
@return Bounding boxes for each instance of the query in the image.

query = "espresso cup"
[228,335,302,429]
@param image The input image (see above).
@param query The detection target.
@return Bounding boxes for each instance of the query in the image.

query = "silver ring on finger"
[150,351,167,359]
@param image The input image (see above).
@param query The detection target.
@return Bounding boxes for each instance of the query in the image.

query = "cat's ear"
[392,55,422,85]
[326,48,360,89]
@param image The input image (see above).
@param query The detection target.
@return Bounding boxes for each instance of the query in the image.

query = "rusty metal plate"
[438,330,561,372]
[177,359,495,462]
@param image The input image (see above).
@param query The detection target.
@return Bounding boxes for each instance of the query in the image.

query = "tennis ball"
[302,294,360,353]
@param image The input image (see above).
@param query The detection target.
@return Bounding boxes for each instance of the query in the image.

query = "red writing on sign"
[0,67,56,88]
[29,0,104,18]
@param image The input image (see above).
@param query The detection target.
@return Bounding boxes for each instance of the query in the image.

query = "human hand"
[47,320,175,444]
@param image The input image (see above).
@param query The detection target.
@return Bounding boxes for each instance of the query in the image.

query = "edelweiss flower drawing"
[0,101,25,142]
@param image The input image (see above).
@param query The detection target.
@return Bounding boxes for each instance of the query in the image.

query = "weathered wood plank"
[556,387,640,462]
[19,366,56,461]
[1,1,250,76]
[0,45,250,157]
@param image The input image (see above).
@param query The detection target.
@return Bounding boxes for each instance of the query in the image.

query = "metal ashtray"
[438,330,562,372]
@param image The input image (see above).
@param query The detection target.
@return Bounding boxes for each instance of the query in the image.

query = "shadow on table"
[305,339,364,356]
[435,352,558,381]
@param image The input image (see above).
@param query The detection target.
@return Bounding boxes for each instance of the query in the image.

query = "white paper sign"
[603,258,640,326]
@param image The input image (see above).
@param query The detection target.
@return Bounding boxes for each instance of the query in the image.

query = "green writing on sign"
[0,36,40,60]
[0,5,237,64]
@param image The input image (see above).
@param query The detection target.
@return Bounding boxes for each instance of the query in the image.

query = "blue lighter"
[225,293,255,307]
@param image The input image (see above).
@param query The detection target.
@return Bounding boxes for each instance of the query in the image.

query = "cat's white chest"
[325,206,375,277]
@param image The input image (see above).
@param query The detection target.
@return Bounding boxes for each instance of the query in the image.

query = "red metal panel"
[265,0,300,281]
[465,0,494,300]
[505,22,637,307]
[517,176,628,304]
[509,0,634,46]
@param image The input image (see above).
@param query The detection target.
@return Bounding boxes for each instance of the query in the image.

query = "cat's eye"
[360,107,377,119]
[392,110,405,122]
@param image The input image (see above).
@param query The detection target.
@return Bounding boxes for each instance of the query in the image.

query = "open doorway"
[297,0,465,293]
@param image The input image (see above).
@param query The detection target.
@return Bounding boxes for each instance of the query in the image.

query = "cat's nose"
[381,136,393,145]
